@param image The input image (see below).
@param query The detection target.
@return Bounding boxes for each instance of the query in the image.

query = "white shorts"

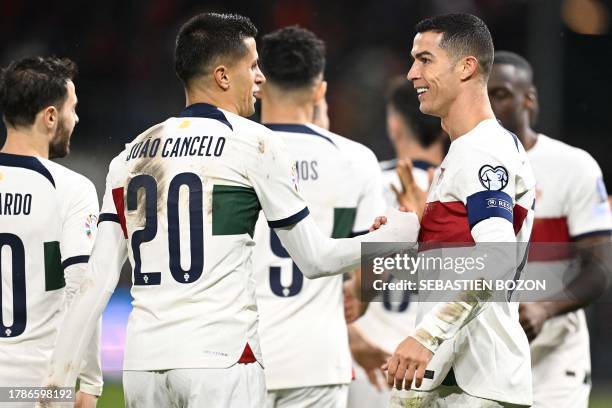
[389,386,529,408]
[123,363,265,408]
[347,363,391,408]
[531,367,590,408]
[266,384,348,408]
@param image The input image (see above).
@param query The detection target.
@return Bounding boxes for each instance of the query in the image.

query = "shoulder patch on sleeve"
[479,165,509,191]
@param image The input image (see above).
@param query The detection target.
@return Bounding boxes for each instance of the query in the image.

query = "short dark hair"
[415,13,494,78]
[175,12,257,86]
[260,26,325,89]
[493,50,533,85]
[386,77,441,147]
[0,57,77,128]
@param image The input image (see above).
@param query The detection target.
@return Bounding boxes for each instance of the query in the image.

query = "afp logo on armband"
[479,165,509,191]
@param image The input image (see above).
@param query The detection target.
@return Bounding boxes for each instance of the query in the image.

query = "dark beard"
[48,117,71,159]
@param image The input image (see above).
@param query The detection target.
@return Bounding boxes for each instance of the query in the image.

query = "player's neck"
[185,87,239,116]
[442,88,495,141]
[395,139,442,166]
[1,128,50,159]
[515,125,538,151]
[260,100,314,125]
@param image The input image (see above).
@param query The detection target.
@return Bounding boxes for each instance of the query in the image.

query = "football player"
[489,50,612,408]
[253,26,386,407]
[0,57,102,407]
[384,14,536,407]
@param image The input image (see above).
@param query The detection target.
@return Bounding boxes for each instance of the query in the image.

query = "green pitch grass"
[98,381,124,407]
[97,380,612,407]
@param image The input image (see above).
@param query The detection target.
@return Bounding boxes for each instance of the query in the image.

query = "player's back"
[102,104,309,371]
[0,152,97,385]
[252,123,384,390]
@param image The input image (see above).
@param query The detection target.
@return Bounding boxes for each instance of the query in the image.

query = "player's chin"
[245,101,256,117]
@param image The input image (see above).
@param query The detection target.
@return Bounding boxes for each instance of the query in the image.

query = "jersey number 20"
[127,173,203,285]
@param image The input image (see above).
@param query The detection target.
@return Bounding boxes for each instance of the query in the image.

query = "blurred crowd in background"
[1,0,612,396]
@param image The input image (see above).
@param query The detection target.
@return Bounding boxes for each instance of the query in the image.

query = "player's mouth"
[416,87,429,99]
[253,89,261,100]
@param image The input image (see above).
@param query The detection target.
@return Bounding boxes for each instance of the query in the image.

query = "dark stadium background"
[1,0,611,406]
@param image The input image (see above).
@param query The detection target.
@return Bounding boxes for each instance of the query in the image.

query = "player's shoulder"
[454,119,525,163]
[222,110,273,137]
[318,126,378,165]
[535,134,601,170]
[39,158,96,193]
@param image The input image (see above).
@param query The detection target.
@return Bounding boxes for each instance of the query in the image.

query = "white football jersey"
[416,119,535,405]
[0,153,98,385]
[525,134,612,401]
[252,123,385,390]
[98,104,309,371]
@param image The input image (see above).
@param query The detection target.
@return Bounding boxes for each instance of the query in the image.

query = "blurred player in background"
[383,14,536,407]
[40,12,418,407]
[488,50,612,408]
[253,25,386,407]
[0,57,102,407]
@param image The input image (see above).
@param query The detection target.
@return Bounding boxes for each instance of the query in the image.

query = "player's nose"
[255,66,266,85]
[407,61,419,82]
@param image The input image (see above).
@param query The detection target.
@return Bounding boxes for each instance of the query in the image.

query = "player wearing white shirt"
[382,15,536,407]
[0,57,101,406]
[40,14,420,408]
[348,78,446,408]
[489,51,612,408]
[253,26,386,407]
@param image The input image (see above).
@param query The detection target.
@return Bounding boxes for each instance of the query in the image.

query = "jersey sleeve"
[247,133,309,228]
[98,155,128,238]
[352,147,386,234]
[452,144,516,233]
[566,152,612,239]
[59,175,99,267]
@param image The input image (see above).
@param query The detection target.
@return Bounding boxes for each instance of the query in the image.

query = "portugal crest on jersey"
[479,165,508,191]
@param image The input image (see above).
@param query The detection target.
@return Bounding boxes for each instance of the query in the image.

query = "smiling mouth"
[416,87,429,98]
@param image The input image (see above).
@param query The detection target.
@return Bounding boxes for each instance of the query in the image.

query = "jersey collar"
[263,123,336,147]
[178,103,233,131]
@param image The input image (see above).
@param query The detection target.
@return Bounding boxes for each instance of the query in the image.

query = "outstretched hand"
[382,336,433,390]
[390,159,432,221]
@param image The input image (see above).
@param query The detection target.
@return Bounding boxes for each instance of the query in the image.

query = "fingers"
[366,368,382,391]
[427,167,435,188]
[414,363,426,388]
[369,216,387,232]
[396,160,415,193]
[385,355,399,388]
[394,360,409,390]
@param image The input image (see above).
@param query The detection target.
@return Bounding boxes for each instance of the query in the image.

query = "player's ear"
[41,105,59,131]
[313,80,327,104]
[459,56,479,81]
[213,65,230,91]
[525,85,539,125]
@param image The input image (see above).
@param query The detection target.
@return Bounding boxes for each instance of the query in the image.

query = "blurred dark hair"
[494,50,533,84]
[416,13,494,79]
[0,56,77,128]
[175,12,257,86]
[386,77,442,148]
[260,26,325,89]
